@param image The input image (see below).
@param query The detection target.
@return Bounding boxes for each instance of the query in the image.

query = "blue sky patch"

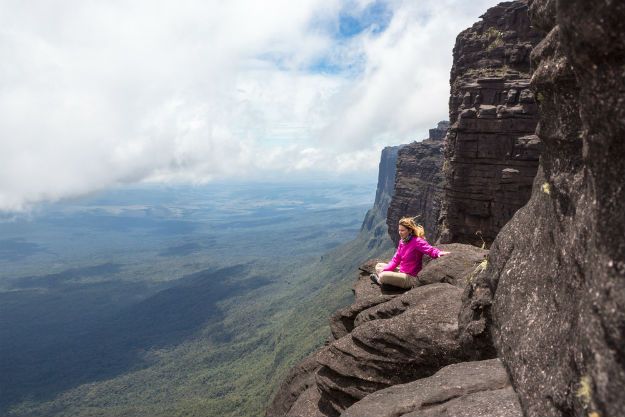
[307,53,366,77]
[304,1,393,77]
[337,1,393,39]
[256,1,393,77]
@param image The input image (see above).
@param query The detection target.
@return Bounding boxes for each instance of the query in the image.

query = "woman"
[371,217,450,289]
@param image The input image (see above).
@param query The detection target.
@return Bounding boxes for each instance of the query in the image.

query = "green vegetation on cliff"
[1,182,392,417]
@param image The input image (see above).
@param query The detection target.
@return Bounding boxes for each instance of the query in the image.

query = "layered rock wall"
[360,146,399,250]
[428,120,449,141]
[386,122,447,246]
[341,358,522,417]
[439,1,543,247]
[460,1,625,416]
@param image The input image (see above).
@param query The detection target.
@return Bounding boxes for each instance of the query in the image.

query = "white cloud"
[0,0,500,211]
[321,0,501,149]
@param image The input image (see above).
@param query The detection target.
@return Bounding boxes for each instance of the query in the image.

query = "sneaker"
[370,273,380,285]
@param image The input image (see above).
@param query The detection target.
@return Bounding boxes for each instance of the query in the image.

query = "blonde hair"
[399,216,425,238]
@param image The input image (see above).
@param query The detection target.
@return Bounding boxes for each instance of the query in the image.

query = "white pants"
[375,262,415,289]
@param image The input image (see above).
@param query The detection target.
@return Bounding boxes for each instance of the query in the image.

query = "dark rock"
[387,123,447,246]
[286,386,325,417]
[416,386,520,417]
[416,243,488,289]
[330,270,404,340]
[357,259,382,276]
[341,359,522,417]
[461,1,625,416]
[316,284,467,416]
[457,259,498,361]
[428,121,450,141]
[439,1,543,247]
[266,347,328,417]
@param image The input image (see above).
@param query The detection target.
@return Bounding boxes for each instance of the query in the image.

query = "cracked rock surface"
[341,359,521,417]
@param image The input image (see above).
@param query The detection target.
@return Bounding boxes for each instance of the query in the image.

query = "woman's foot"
[370,273,380,285]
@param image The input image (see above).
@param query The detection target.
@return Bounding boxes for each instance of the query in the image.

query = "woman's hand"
[439,251,451,256]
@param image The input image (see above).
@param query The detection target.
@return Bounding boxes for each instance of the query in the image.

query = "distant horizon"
[0,179,379,223]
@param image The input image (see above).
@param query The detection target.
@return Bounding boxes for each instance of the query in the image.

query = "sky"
[0,0,501,212]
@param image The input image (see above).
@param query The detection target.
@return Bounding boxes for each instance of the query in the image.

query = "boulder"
[417,243,488,288]
[341,359,522,417]
[285,386,326,417]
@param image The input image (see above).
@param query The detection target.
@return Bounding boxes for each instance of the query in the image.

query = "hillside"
[1,182,381,417]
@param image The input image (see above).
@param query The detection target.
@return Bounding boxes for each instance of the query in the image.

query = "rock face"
[416,242,488,289]
[460,1,625,416]
[341,359,522,417]
[429,121,450,141]
[439,1,543,247]
[329,262,405,341]
[360,146,399,250]
[268,2,625,417]
[386,122,448,246]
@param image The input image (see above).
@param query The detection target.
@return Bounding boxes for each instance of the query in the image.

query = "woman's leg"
[378,270,414,289]
[374,263,388,277]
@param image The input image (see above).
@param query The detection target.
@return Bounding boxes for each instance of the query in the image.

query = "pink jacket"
[384,236,442,277]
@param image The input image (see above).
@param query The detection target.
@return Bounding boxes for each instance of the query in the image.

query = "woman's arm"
[383,249,401,271]
[415,238,446,258]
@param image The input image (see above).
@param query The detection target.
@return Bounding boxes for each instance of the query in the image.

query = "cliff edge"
[267,1,625,416]
[460,1,625,416]
[438,1,543,247]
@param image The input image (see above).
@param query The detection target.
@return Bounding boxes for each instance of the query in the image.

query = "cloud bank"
[0,0,500,211]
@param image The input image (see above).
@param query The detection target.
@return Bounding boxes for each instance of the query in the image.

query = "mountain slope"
[6,177,395,417]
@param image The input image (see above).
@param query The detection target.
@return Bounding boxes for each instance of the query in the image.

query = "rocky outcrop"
[459,1,625,416]
[360,146,399,251]
[341,358,522,417]
[317,283,466,415]
[268,244,493,417]
[329,261,405,340]
[386,122,448,246]
[266,148,400,417]
[439,1,543,247]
